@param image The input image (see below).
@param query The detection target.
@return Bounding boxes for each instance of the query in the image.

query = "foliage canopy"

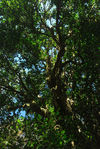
[0,0,100,148]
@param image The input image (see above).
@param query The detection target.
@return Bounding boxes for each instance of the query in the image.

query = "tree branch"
[23,101,49,117]
[18,73,29,92]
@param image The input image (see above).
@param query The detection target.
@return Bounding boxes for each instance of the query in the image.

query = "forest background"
[0,0,100,148]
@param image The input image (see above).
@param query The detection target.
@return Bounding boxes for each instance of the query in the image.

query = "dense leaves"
[0,0,100,148]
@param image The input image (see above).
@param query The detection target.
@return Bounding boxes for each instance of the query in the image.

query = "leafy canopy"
[0,0,100,148]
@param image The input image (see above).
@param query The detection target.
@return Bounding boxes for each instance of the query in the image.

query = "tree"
[0,0,100,148]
